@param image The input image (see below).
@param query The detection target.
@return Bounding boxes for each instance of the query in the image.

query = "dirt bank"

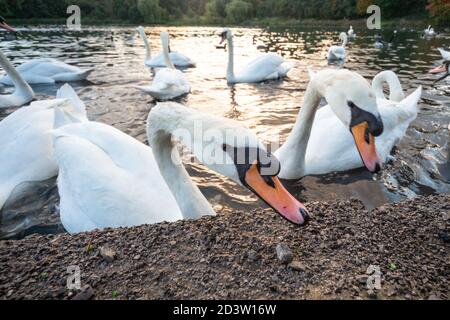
[0,195,448,300]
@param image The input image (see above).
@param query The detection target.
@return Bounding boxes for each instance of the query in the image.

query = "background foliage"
[1,0,448,25]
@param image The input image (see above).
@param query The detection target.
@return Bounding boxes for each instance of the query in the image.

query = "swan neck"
[227,35,235,83]
[0,50,33,95]
[139,29,152,59]
[162,35,175,69]
[277,82,321,178]
[148,117,215,219]
[372,71,405,102]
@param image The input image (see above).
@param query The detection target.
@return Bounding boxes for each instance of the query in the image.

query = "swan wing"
[51,122,182,233]
[236,53,289,82]
[169,52,196,67]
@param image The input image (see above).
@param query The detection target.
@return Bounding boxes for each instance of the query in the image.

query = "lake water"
[0,25,449,239]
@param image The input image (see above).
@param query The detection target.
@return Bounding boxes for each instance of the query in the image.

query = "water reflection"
[0,25,449,239]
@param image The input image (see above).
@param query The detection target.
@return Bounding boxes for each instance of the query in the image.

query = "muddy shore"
[0,195,448,300]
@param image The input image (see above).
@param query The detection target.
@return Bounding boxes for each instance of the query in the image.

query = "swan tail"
[278,63,293,77]
[398,86,422,120]
[56,84,88,121]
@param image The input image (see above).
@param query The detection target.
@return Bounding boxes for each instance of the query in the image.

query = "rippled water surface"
[1,25,449,239]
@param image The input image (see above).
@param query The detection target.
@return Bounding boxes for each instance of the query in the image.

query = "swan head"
[311,69,384,173]
[339,32,348,41]
[148,102,310,226]
[219,28,232,45]
[0,16,15,32]
[430,60,450,82]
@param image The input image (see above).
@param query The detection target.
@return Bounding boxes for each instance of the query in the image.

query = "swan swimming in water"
[0,49,34,108]
[136,26,195,69]
[219,28,292,84]
[0,58,94,85]
[423,25,437,38]
[135,32,190,101]
[348,26,356,40]
[275,69,422,180]
[327,32,348,64]
[51,102,309,233]
[0,84,88,210]
[374,31,397,49]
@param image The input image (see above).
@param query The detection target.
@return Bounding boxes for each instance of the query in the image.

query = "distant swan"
[348,26,356,40]
[0,84,87,210]
[219,28,291,84]
[275,69,422,179]
[0,49,34,108]
[51,102,309,233]
[134,32,190,101]
[0,58,93,85]
[136,26,195,69]
[424,25,436,38]
[327,32,347,63]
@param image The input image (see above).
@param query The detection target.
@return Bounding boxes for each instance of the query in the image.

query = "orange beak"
[430,64,447,74]
[351,122,382,173]
[244,163,309,226]
[0,22,16,33]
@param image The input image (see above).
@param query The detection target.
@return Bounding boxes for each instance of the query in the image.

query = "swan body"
[327,32,347,63]
[135,32,190,101]
[136,27,195,68]
[52,102,308,233]
[0,58,93,85]
[220,28,291,84]
[424,25,436,38]
[0,84,87,210]
[276,70,421,179]
[0,50,34,108]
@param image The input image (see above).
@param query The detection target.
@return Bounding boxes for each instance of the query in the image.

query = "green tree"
[137,0,166,23]
[225,0,252,24]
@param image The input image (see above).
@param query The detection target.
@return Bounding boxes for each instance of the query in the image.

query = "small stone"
[99,246,116,262]
[169,240,177,246]
[289,261,306,272]
[428,294,441,300]
[72,285,94,300]
[6,290,13,297]
[276,243,293,264]
[134,255,141,260]
[247,250,260,262]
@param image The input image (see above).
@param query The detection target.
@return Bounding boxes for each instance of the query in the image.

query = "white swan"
[136,26,195,69]
[327,32,347,63]
[219,28,291,84]
[51,102,309,233]
[348,26,356,39]
[0,58,93,85]
[424,25,436,38]
[275,69,422,179]
[0,84,87,210]
[135,32,190,101]
[0,49,34,108]
[438,48,450,61]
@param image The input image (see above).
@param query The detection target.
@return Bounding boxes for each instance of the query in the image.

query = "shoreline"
[1,194,448,300]
[8,17,435,29]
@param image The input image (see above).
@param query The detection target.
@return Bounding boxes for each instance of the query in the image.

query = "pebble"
[276,243,293,264]
[99,246,116,262]
[133,255,141,260]
[72,285,94,300]
[288,261,306,272]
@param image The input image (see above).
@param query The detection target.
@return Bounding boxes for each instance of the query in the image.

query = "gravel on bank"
[0,194,448,300]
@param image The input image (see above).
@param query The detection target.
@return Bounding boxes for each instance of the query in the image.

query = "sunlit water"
[0,25,449,239]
